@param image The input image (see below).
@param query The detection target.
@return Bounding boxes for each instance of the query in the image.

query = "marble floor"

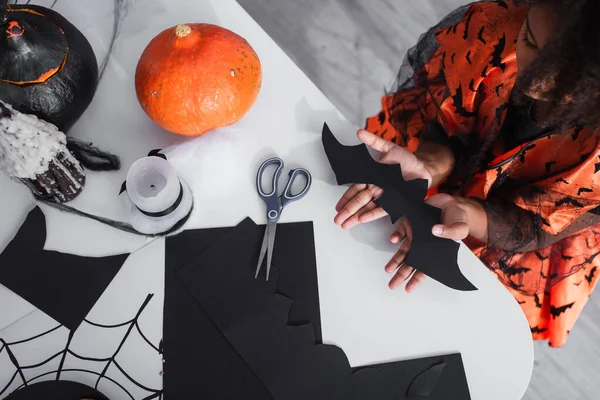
[236,1,600,399]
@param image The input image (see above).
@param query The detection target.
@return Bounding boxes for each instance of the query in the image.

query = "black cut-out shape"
[496,0,508,9]
[175,218,471,399]
[550,302,575,319]
[163,221,322,399]
[341,368,393,400]
[0,207,128,331]
[321,123,476,291]
[406,362,446,398]
[578,187,594,196]
[554,177,570,184]
[5,381,109,400]
[586,266,597,284]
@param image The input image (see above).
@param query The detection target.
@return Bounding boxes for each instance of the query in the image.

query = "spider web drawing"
[0,294,163,400]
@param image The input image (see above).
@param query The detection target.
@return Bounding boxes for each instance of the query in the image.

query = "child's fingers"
[335,184,366,211]
[357,129,395,155]
[334,189,373,226]
[388,264,415,290]
[385,239,411,273]
[432,222,469,241]
[358,205,387,223]
[405,271,427,293]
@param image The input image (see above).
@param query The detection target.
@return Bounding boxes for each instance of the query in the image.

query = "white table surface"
[0,0,533,399]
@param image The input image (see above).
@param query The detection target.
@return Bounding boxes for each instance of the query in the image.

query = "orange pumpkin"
[135,23,262,136]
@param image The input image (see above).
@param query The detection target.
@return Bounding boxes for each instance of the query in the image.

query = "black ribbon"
[136,182,184,218]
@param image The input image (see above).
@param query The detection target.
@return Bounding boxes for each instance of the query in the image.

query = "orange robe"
[366,0,600,347]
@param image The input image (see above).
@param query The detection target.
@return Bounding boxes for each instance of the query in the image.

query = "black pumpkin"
[0,4,98,133]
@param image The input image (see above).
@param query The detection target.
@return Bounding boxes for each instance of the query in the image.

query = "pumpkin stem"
[175,24,191,38]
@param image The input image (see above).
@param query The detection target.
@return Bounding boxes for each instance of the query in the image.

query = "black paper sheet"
[163,220,322,399]
[0,207,128,331]
[5,380,109,400]
[167,217,471,399]
[322,123,476,291]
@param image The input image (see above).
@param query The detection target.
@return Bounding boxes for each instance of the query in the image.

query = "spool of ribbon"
[120,150,193,235]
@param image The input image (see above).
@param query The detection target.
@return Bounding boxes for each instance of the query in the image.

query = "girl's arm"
[453,197,600,251]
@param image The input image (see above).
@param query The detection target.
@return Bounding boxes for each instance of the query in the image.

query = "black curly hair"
[513,0,600,130]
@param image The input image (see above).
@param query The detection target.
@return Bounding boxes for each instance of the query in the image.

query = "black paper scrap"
[341,368,394,400]
[163,225,271,399]
[406,362,446,398]
[5,380,110,400]
[177,218,471,400]
[163,220,322,399]
[368,355,470,400]
[321,122,476,292]
[0,207,128,331]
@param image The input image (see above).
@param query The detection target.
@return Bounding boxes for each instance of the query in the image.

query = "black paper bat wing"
[0,207,128,331]
[322,123,476,291]
[322,123,434,225]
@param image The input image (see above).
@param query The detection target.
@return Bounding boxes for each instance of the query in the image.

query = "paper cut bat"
[321,123,476,291]
[549,302,575,319]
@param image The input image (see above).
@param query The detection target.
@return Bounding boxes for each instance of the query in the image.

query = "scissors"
[255,157,312,280]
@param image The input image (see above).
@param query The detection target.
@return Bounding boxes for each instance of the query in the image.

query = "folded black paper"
[322,123,476,292]
[0,207,128,331]
[163,220,322,399]
[175,217,471,399]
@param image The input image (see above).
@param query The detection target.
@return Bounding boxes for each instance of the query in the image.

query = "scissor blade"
[255,224,271,279]
[266,222,277,281]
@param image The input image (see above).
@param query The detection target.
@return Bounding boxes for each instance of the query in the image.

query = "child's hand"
[334,183,386,229]
[385,194,480,292]
[333,130,432,229]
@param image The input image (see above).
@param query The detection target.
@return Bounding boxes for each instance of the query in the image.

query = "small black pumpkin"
[0,4,98,133]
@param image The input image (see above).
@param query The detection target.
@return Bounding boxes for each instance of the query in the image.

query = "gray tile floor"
[236,1,600,399]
